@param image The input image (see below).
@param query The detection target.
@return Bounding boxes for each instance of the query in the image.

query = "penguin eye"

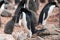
[55,5,58,7]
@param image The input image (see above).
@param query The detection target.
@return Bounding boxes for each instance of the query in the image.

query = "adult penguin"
[38,2,58,25]
[18,8,46,37]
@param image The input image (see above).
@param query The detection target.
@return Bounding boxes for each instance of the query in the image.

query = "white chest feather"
[48,5,55,16]
[18,12,27,26]
[1,4,5,10]
[19,12,32,38]
[42,5,55,25]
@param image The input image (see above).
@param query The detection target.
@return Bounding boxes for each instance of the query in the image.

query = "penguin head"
[49,2,58,7]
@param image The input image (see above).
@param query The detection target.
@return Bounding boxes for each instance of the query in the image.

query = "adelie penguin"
[38,2,58,25]
[18,8,46,38]
[4,0,27,34]
[14,0,27,23]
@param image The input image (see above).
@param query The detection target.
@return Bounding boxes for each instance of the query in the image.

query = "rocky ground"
[0,1,60,40]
